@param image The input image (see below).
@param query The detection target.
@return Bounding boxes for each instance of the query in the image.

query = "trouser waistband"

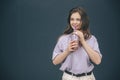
[64,70,92,77]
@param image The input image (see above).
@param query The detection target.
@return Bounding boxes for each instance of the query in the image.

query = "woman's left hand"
[74,30,85,43]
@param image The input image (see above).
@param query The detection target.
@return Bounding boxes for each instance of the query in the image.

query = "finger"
[71,47,78,51]
[71,45,78,49]
[70,40,76,43]
[73,31,77,35]
[71,42,78,47]
[72,42,78,45]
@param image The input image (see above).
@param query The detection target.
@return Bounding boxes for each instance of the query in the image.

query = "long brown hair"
[64,7,91,40]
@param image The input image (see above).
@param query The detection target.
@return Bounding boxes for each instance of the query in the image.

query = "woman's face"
[70,12,82,30]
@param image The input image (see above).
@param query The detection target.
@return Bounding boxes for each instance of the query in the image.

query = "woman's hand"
[66,40,79,52]
[74,30,85,43]
[53,40,79,65]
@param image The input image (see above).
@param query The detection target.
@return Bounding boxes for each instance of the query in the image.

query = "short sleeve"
[52,37,63,60]
[92,36,102,58]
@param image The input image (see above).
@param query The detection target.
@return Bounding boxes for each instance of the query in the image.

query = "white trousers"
[62,72,96,80]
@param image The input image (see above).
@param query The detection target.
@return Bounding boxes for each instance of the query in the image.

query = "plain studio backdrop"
[0,0,120,80]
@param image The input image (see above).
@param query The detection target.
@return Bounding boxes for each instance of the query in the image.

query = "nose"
[73,20,77,26]
[73,20,77,23]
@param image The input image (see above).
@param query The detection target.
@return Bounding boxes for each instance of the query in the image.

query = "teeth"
[72,26,78,30]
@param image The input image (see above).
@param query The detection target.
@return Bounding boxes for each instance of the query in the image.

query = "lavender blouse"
[52,34,102,74]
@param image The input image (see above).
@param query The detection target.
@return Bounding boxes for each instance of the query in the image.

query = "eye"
[76,18,81,21]
[70,18,74,21]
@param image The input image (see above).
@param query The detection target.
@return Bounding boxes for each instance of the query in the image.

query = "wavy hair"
[64,7,91,40]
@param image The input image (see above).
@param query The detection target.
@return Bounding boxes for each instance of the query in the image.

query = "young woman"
[52,7,102,80]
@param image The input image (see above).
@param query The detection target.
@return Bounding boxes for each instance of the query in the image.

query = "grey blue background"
[0,0,120,80]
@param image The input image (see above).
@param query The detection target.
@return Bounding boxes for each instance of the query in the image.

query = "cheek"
[70,21,73,26]
[78,22,81,26]
[70,21,73,24]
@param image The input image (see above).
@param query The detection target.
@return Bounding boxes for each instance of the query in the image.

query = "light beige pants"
[62,72,96,80]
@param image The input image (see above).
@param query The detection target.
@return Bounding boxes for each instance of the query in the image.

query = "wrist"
[64,48,70,55]
[80,39,86,45]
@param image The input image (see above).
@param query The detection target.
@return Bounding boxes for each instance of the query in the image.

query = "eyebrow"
[70,18,81,19]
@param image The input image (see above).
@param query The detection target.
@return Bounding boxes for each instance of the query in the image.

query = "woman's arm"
[52,50,70,65]
[75,30,102,65]
[53,40,79,65]
[81,40,101,65]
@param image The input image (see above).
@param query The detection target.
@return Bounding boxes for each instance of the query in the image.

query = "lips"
[72,26,79,30]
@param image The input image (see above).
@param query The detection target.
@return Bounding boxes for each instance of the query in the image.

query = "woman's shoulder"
[88,35,97,41]
[86,35,98,44]
[91,35,97,39]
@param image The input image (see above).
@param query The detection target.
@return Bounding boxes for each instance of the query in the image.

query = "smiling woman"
[70,12,82,30]
[52,7,102,80]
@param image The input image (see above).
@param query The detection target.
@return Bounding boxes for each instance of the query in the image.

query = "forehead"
[70,12,81,18]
